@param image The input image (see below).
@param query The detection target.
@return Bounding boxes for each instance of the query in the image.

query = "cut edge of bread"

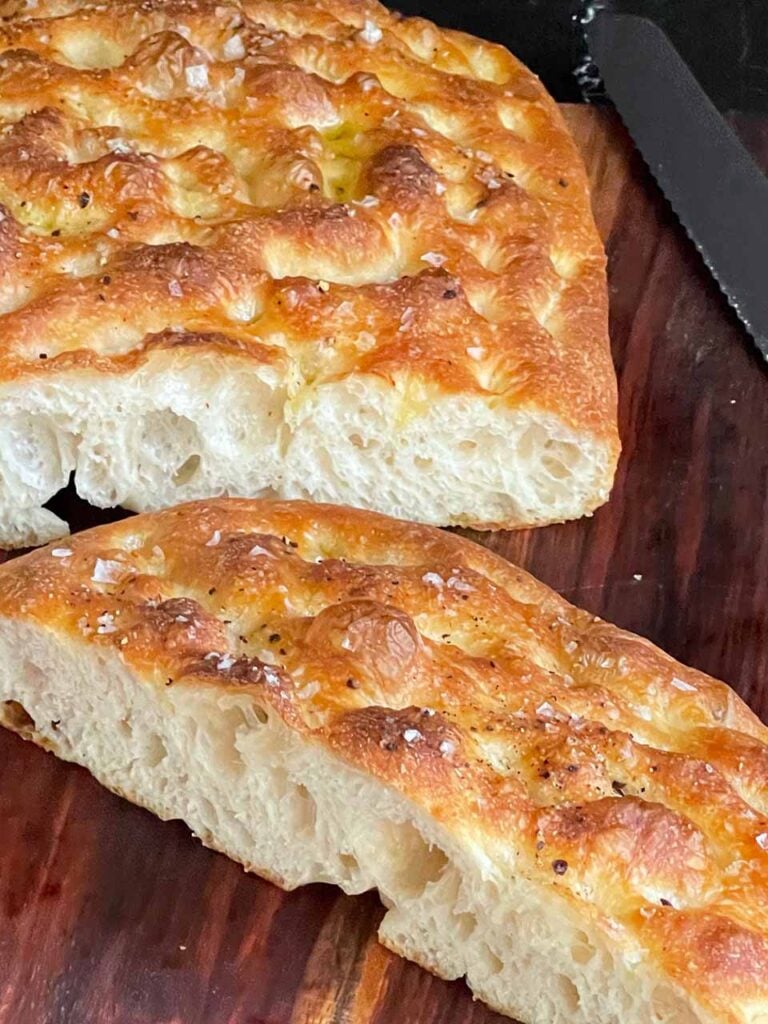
[0,362,618,547]
[0,617,707,1024]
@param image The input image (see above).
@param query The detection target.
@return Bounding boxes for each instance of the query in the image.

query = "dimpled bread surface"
[0,499,766,1024]
[0,0,618,546]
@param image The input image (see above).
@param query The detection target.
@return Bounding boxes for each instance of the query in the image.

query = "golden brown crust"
[0,497,765,1021]
[0,0,618,457]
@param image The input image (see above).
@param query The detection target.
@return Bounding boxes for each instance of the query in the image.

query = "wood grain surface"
[2,106,768,1024]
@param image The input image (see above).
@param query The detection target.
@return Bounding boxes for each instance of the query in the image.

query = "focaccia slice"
[0,499,766,1024]
[0,0,618,545]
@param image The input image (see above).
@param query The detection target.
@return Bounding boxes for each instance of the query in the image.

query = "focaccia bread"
[0,0,618,547]
[0,499,766,1024]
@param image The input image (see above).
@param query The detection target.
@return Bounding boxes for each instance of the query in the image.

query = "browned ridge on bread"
[0,499,765,1024]
[0,0,618,546]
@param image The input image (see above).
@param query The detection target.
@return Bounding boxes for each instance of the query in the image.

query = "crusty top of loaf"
[0,498,766,1022]
[0,0,617,445]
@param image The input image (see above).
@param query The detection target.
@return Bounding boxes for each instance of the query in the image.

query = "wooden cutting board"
[2,106,768,1024]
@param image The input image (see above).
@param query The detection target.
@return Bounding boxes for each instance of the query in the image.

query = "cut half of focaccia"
[0,498,766,1024]
[0,0,618,546]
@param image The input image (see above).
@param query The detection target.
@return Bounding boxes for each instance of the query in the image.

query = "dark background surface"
[392,0,768,113]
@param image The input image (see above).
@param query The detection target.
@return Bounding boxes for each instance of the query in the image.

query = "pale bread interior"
[0,617,704,1024]
[0,362,613,547]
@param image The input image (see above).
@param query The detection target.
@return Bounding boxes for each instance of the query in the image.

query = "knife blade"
[584,11,768,361]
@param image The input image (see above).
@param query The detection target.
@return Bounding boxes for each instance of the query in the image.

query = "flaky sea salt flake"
[91,558,124,584]
[96,612,117,635]
[263,665,282,687]
[671,676,697,693]
[223,34,246,60]
[420,251,446,267]
[447,576,473,593]
[185,64,209,90]
[358,19,382,44]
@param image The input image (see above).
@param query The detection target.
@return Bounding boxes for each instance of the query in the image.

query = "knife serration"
[585,12,768,360]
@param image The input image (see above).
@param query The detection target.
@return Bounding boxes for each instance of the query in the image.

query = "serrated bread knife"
[585,11,768,361]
